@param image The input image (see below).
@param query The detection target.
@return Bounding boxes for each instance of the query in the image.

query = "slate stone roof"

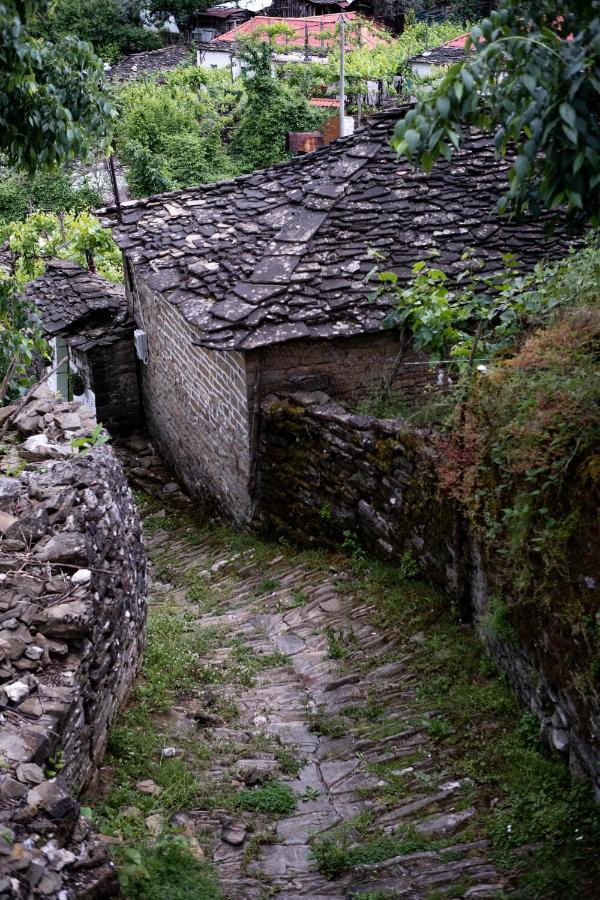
[24,260,129,351]
[409,33,469,67]
[196,39,237,53]
[99,107,568,352]
[107,44,193,81]
[202,6,250,18]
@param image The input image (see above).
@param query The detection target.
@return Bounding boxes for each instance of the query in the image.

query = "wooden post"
[108,154,122,223]
[339,14,346,138]
[85,250,96,274]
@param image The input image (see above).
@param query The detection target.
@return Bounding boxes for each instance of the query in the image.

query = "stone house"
[100,107,565,522]
[407,34,470,79]
[24,260,141,436]
[190,6,253,42]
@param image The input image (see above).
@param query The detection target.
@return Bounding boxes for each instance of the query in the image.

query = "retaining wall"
[0,386,147,897]
[256,392,600,798]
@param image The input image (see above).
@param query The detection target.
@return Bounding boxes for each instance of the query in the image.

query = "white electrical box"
[134,329,149,363]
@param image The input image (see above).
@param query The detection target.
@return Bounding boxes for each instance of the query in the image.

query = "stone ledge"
[0,387,147,898]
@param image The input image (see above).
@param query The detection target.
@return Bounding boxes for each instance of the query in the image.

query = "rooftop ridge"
[97,107,411,221]
[101,110,570,352]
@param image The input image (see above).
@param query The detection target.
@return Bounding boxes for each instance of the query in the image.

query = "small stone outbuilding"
[25,260,141,436]
[100,107,566,522]
[107,43,193,81]
[408,33,470,78]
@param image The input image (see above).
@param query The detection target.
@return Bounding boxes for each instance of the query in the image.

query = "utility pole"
[232,20,238,80]
[339,14,346,138]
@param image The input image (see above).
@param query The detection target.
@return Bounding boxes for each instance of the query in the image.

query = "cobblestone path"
[139,513,506,900]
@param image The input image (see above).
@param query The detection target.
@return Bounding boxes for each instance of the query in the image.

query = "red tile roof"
[216,13,389,50]
[441,33,470,49]
[440,27,573,51]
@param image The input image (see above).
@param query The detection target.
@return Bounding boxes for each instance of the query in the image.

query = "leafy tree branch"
[391,1,600,223]
[0,0,115,172]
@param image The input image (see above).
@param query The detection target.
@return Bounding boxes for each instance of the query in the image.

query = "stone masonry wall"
[247,332,430,404]
[134,279,252,520]
[256,393,600,799]
[71,330,142,436]
[0,386,147,898]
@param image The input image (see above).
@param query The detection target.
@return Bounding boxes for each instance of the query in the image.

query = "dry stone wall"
[0,386,147,898]
[257,392,600,799]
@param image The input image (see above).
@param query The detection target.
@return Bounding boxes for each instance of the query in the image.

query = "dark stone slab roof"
[196,39,236,53]
[99,107,568,352]
[409,34,470,68]
[409,46,468,66]
[24,260,129,351]
[107,44,193,81]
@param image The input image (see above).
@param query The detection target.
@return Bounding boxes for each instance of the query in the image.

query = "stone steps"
[141,520,507,898]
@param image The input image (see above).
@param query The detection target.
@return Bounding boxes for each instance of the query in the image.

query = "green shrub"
[231,42,325,171]
[236,781,297,815]
[46,0,164,61]
[0,176,28,224]
[116,836,220,899]
[115,73,237,197]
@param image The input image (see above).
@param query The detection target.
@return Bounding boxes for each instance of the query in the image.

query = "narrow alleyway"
[100,478,507,899]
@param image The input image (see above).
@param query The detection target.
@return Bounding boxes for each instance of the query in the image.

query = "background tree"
[45,0,164,62]
[0,0,115,172]
[112,67,238,197]
[392,0,600,224]
[150,0,210,27]
[231,42,325,171]
[0,1,115,402]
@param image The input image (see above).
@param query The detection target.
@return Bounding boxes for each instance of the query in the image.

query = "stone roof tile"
[107,44,193,81]
[24,261,128,348]
[99,107,571,351]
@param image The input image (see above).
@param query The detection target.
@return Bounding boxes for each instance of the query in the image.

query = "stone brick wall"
[0,386,147,897]
[133,278,253,520]
[256,393,600,799]
[70,328,141,437]
[247,332,430,404]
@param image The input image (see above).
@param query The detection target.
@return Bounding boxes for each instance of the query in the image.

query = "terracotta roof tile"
[217,13,388,50]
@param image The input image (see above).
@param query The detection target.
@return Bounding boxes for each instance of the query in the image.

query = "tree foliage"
[232,42,324,171]
[0,277,46,404]
[392,1,600,223]
[0,0,115,172]
[45,0,164,62]
[0,169,101,239]
[112,67,239,197]
[8,210,122,285]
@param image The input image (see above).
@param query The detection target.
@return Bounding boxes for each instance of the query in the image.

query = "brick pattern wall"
[134,279,252,519]
[322,115,339,145]
[71,329,142,436]
[247,332,430,403]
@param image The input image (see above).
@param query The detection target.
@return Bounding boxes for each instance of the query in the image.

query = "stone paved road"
[141,516,507,900]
